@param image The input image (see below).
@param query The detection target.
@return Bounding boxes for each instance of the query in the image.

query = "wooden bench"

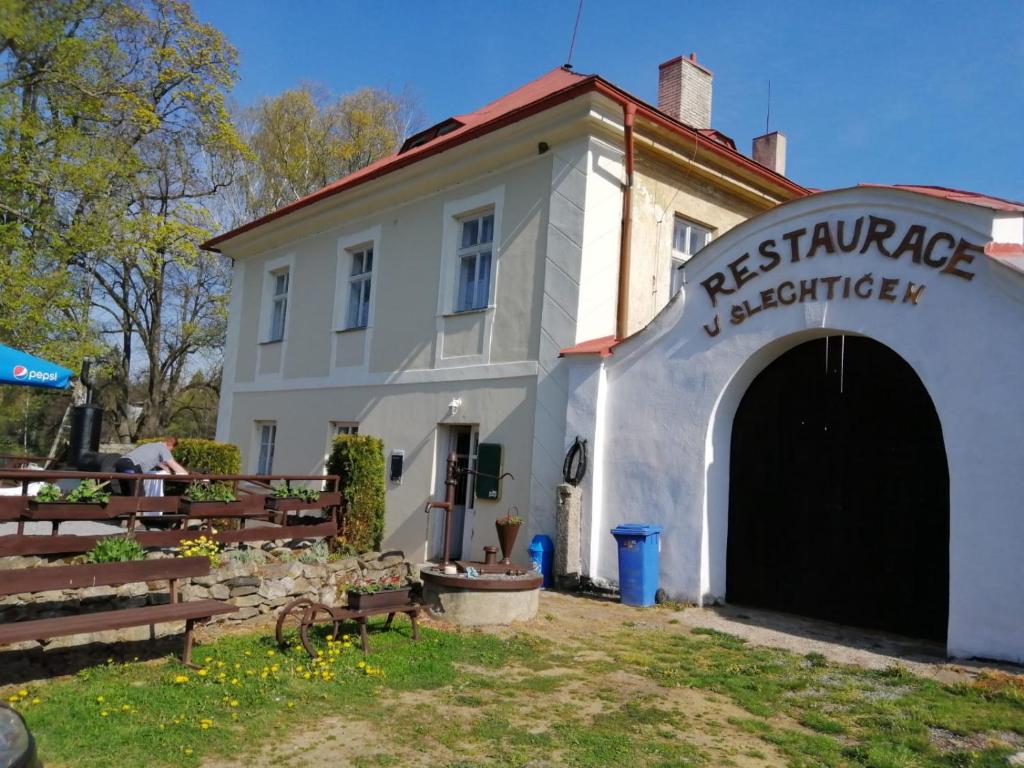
[0,557,237,664]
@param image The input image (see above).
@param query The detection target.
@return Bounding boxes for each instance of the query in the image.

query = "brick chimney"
[752,131,787,176]
[658,53,712,128]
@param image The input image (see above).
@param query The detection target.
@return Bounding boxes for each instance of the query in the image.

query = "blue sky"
[194,0,1023,200]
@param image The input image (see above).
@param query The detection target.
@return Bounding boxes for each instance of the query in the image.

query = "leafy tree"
[1,0,245,441]
[223,83,421,223]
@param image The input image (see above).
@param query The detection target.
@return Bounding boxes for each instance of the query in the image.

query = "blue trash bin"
[529,534,554,588]
[611,523,663,606]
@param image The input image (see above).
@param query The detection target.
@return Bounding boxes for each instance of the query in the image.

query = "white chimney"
[752,131,787,176]
[658,53,713,129]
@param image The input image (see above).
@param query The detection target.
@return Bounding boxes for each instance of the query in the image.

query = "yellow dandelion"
[286,701,295,709]
[174,675,189,684]
[357,660,366,668]
[197,669,208,677]
[31,698,40,705]
[184,748,193,756]
[121,704,130,712]
[229,699,239,708]
[96,696,105,703]
[17,689,28,698]
[100,711,109,717]
[266,650,275,657]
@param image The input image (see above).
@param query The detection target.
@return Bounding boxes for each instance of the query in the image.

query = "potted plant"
[181,481,259,514]
[495,507,524,565]
[346,574,412,610]
[497,512,528,565]
[28,480,131,518]
[264,483,340,511]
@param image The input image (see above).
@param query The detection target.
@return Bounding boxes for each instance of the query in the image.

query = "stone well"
[419,567,542,626]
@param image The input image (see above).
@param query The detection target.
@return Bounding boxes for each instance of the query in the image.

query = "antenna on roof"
[564,0,584,69]
[765,79,771,135]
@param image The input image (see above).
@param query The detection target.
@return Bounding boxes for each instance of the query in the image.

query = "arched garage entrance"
[726,335,949,641]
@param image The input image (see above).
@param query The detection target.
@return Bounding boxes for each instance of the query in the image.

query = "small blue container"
[610,523,663,606]
[528,534,554,588]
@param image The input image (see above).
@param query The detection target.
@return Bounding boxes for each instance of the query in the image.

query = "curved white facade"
[565,186,1024,662]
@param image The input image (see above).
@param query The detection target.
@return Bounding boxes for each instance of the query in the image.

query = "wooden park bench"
[275,595,422,656]
[0,557,236,665]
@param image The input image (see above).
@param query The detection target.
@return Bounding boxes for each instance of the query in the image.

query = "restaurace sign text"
[698,215,985,338]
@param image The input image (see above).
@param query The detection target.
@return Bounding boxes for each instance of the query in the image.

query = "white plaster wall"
[227,376,537,564]
[529,137,623,543]
[577,187,1024,662]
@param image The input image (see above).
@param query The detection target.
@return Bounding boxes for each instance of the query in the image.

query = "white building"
[563,184,1024,662]
[205,58,804,564]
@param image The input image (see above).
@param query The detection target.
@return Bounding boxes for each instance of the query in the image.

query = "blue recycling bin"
[529,534,554,588]
[611,523,663,606]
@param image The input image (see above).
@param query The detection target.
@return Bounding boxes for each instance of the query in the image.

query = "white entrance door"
[429,425,478,561]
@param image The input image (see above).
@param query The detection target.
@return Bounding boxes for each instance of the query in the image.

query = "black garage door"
[727,335,949,641]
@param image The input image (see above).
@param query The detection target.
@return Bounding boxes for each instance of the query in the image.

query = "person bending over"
[115,437,189,478]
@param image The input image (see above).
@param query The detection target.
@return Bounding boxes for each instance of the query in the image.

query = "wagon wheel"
[275,598,337,657]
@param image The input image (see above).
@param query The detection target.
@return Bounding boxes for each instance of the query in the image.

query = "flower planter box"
[346,587,412,611]
[28,500,121,520]
[264,492,341,512]
[180,495,263,516]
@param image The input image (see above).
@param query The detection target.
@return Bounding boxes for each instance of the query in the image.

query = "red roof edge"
[985,242,1024,257]
[559,335,620,358]
[203,72,807,252]
[858,184,1024,213]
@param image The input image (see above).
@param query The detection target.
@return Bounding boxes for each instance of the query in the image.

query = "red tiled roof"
[985,242,1024,277]
[203,67,806,251]
[559,335,620,358]
[859,184,1024,213]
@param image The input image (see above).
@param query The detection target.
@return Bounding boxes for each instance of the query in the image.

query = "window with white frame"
[268,270,289,341]
[345,247,373,329]
[454,211,494,312]
[330,421,359,437]
[256,422,277,475]
[324,422,359,470]
[670,217,712,295]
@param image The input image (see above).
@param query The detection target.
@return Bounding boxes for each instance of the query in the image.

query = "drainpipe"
[616,103,636,341]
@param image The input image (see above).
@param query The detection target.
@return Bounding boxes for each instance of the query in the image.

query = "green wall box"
[475,443,503,501]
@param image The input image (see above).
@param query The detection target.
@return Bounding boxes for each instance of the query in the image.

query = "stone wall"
[0,549,413,649]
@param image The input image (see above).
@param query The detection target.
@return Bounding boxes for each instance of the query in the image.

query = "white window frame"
[255,421,277,475]
[344,246,373,329]
[437,186,503,317]
[330,421,360,437]
[259,254,294,344]
[323,421,360,470]
[269,271,289,341]
[453,211,495,313]
[333,226,381,333]
[670,216,712,295]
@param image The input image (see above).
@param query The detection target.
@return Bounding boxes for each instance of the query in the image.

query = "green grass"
[594,625,1024,768]
[5,613,1023,767]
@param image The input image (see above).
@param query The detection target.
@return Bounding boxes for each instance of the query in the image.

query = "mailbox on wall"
[475,443,503,501]
[389,450,404,483]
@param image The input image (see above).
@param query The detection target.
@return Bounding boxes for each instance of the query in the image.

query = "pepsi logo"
[11,365,57,383]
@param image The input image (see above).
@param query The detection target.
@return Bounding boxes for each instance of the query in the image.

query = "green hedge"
[140,437,241,475]
[326,434,385,553]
